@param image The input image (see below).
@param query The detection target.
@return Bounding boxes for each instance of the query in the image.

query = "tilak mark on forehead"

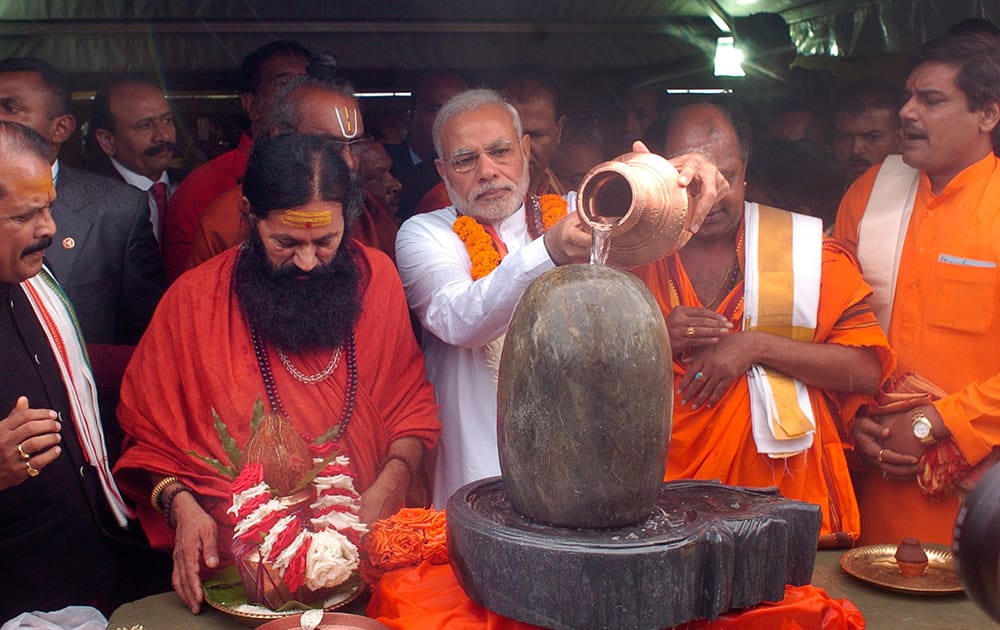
[280,209,333,229]
[335,107,360,139]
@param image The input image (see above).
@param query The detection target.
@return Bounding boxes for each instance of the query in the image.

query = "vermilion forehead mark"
[14,175,55,201]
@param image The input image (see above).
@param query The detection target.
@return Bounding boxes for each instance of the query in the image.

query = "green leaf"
[186,450,238,479]
[250,397,265,438]
[311,423,342,446]
[202,565,247,606]
[213,407,242,472]
[288,449,342,495]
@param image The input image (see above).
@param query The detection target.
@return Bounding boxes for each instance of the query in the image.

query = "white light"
[354,91,413,98]
[708,10,731,33]
[665,89,733,94]
[714,37,745,77]
[830,41,840,56]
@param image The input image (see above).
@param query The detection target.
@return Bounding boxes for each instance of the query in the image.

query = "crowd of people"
[1,12,999,625]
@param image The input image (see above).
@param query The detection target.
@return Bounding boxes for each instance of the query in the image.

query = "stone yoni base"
[447,478,821,630]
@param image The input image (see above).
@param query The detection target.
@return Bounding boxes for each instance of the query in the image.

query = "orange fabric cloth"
[833,152,1000,545]
[630,237,894,543]
[186,186,399,272]
[163,133,252,281]
[185,185,245,271]
[412,181,451,216]
[354,193,400,263]
[113,245,440,555]
[367,561,864,630]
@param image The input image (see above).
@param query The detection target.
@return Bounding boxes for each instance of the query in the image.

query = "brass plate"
[840,543,963,595]
[202,566,362,620]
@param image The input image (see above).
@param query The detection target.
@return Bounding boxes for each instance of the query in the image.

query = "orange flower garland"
[360,507,449,584]
[453,216,500,280]
[452,194,567,280]
[539,194,568,229]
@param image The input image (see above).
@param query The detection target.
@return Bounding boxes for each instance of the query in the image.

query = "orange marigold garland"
[452,194,567,279]
[360,507,449,584]
[453,215,500,280]
[539,194,567,230]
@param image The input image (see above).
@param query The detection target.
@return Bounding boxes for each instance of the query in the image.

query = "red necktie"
[150,181,169,251]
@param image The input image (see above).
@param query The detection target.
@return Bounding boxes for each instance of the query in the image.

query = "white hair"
[432,88,523,159]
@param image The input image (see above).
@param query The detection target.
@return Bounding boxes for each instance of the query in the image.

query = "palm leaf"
[213,408,242,471]
[289,450,342,495]
[186,450,238,479]
[249,397,265,438]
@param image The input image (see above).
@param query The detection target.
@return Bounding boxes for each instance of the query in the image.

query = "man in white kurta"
[396,89,588,506]
[397,89,728,506]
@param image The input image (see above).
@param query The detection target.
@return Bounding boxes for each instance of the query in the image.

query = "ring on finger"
[877,448,885,463]
[686,326,695,338]
[16,442,30,461]
[694,371,704,381]
[25,460,39,478]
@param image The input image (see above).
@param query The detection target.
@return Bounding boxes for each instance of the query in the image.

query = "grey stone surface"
[497,264,672,529]
[447,478,822,630]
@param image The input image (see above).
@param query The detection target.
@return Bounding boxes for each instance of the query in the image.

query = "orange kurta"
[833,153,1000,545]
[631,235,893,544]
[186,186,399,271]
[113,245,440,555]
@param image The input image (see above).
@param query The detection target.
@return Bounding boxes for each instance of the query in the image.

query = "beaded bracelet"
[150,476,179,512]
[381,454,416,482]
[161,483,195,529]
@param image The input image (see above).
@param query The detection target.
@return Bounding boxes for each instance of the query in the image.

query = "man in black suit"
[392,70,467,219]
[87,74,179,249]
[0,58,165,346]
[0,119,166,620]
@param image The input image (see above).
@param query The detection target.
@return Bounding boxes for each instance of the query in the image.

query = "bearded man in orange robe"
[631,103,894,547]
[114,133,440,614]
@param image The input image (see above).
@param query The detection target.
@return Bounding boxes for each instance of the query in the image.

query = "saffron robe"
[834,153,1000,544]
[113,244,440,554]
[631,230,893,544]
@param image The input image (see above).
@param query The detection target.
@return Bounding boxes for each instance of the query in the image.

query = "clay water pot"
[496,264,672,528]
[576,151,690,268]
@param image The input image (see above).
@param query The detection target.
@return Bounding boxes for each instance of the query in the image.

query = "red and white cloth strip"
[21,266,134,526]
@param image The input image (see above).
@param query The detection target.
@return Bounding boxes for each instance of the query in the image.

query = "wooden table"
[106,552,997,629]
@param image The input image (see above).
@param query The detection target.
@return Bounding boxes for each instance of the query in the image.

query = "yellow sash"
[743,204,822,457]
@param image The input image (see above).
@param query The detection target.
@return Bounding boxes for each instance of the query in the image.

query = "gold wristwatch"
[911,409,937,446]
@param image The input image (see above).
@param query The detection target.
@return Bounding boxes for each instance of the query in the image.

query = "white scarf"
[743,203,823,458]
[856,155,920,331]
[21,266,133,527]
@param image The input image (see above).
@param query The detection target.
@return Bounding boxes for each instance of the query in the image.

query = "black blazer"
[46,165,167,345]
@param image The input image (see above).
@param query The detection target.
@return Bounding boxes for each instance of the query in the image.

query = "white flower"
[311,509,364,533]
[304,529,359,590]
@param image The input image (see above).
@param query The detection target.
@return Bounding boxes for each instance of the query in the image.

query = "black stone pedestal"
[447,478,821,630]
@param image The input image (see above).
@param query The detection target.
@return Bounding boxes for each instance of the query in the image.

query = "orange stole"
[367,561,864,630]
[629,237,894,543]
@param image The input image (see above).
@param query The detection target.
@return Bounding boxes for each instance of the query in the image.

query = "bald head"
[664,103,749,161]
[664,103,748,241]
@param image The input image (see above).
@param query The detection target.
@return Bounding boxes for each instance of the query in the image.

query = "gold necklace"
[704,257,740,311]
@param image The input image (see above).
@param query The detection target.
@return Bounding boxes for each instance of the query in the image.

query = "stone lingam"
[446,155,822,630]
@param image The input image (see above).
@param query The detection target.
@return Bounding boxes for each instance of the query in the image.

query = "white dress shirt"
[110,158,172,242]
[395,194,575,506]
